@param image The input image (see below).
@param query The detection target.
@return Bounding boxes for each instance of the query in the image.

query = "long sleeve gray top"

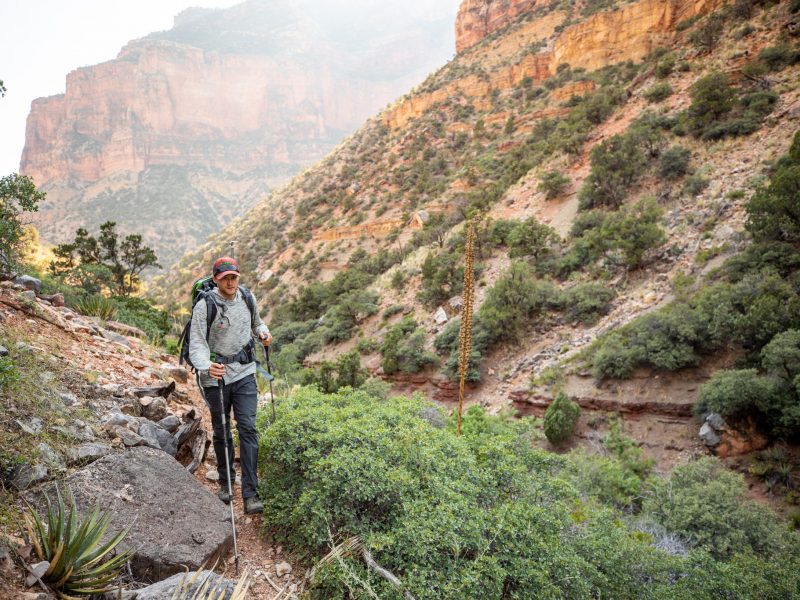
[188,287,270,388]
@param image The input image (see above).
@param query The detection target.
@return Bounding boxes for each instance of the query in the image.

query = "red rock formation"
[20,3,456,267]
[456,0,550,53]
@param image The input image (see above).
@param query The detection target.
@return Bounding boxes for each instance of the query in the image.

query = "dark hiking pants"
[203,374,259,500]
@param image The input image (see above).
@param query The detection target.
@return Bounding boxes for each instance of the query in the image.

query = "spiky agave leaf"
[169,563,251,600]
[23,486,133,598]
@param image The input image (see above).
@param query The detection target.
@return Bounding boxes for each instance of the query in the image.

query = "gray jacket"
[188,287,270,388]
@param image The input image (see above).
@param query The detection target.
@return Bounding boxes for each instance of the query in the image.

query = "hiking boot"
[218,485,233,504]
[244,496,264,515]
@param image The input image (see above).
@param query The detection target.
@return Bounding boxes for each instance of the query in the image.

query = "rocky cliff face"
[456,0,547,53]
[21,0,456,267]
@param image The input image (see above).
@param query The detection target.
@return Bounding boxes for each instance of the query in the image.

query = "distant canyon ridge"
[21,0,457,268]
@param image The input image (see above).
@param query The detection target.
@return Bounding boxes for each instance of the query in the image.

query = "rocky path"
[0,279,303,598]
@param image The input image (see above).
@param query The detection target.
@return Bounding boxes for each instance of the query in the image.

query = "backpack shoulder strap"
[197,291,218,339]
[239,285,257,319]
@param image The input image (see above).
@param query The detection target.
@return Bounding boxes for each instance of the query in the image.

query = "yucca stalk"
[457,220,476,437]
[23,487,134,599]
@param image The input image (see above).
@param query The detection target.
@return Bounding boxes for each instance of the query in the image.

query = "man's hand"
[259,332,273,347]
[209,363,226,379]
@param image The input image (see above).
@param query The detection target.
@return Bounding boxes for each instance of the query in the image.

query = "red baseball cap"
[212,256,240,280]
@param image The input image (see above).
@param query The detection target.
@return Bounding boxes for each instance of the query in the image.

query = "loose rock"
[276,561,293,577]
[67,442,113,466]
[12,463,48,491]
[15,275,41,293]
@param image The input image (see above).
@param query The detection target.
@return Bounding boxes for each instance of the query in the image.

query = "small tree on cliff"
[51,221,159,296]
[544,391,581,445]
[0,173,45,271]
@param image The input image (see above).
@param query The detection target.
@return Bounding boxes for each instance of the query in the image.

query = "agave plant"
[170,565,251,600]
[75,294,118,321]
[23,487,133,599]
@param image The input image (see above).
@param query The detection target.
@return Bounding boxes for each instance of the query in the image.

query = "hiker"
[188,256,272,514]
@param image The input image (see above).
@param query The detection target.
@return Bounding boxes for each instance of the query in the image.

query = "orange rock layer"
[386,0,724,130]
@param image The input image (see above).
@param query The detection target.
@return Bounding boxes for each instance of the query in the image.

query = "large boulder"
[30,447,232,582]
[14,275,41,293]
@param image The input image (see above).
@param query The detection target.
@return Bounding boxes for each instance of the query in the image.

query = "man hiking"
[189,256,272,514]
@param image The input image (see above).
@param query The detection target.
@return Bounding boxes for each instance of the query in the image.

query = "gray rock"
[59,391,78,406]
[12,463,48,490]
[15,275,41,293]
[24,560,50,587]
[52,422,95,442]
[706,412,727,431]
[137,421,164,451]
[162,365,189,384]
[141,396,168,422]
[29,447,233,582]
[127,570,238,600]
[0,345,7,356]
[157,415,181,433]
[103,410,139,431]
[37,443,65,471]
[15,341,35,353]
[99,329,131,347]
[433,306,448,325]
[21,290,37,302]
[206,470,219,482]
[699,422,721,447]
[116,427,146,447]
[67,443,113,466]
[17,417,43,436]
[276,561,293,577]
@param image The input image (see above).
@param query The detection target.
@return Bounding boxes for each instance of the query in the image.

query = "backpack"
[177,276,257,371]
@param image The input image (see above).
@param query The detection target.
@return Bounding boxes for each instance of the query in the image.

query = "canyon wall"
[21,1,456,267]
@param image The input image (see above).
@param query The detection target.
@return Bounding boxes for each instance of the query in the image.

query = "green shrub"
[746,164,800,244]
[544,392,581,445]
[537,170,571,199]
[579,133,649,209]
[0,356,19,388]
[507,217,559,259]
[479,262,559,344]
[658,146,692,179]
[75,294,118,320]
[643,458,790,560]
[561,283,615,324]
[356,337,379,354]
[111,295,170,341]
[682,174,709,197]
[419,250,463,308]
[380,317,438,375]
[758,43,800,71]
[655,55,676,78]
[688,13,725,51]
[695,369,779,421]
[643,82,673,103]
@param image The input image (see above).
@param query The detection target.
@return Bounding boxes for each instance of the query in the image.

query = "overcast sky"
[0,0,459,178]
[0,0,243,176]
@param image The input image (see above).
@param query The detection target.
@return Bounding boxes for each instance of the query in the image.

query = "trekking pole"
[265,345,276,422]
[217,375,240,575]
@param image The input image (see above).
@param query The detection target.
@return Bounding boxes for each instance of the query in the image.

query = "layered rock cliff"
[21,0,456,267]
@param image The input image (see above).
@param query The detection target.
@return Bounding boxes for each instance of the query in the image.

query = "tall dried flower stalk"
[457,220,476,436]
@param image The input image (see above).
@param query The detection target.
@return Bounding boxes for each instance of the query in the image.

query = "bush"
[746,165,800,244]
[695,369,778,421]
[562,283,615,324]
[758,43,800,71]
[544,392,581,445]
[682,174,709,197]
[537,170,571,199]
[479,262,559,344]
[75,294,117,320]
[643,458,790,560]
[658,146,692,180]
[685,72,736,137]
[579,133,649,209]
[380,317,439,375]
[643,82,673,103]
[507,217,559,259]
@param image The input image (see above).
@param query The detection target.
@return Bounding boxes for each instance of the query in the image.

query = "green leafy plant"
[23,488,133,599]
[74,295,117,321]
[643,82,673,103]
[544,392,581,445]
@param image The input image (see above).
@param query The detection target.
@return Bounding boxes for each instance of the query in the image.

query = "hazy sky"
[0,0,242,176]
[0,0,460,179]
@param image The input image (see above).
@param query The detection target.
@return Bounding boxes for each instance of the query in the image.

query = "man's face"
[216,273,240,298]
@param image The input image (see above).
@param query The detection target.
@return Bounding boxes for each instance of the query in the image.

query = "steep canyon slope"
[20,0,457,267]
[162,0,799,469]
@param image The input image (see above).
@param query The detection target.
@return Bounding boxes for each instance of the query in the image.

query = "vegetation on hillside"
[257,387,800,599]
